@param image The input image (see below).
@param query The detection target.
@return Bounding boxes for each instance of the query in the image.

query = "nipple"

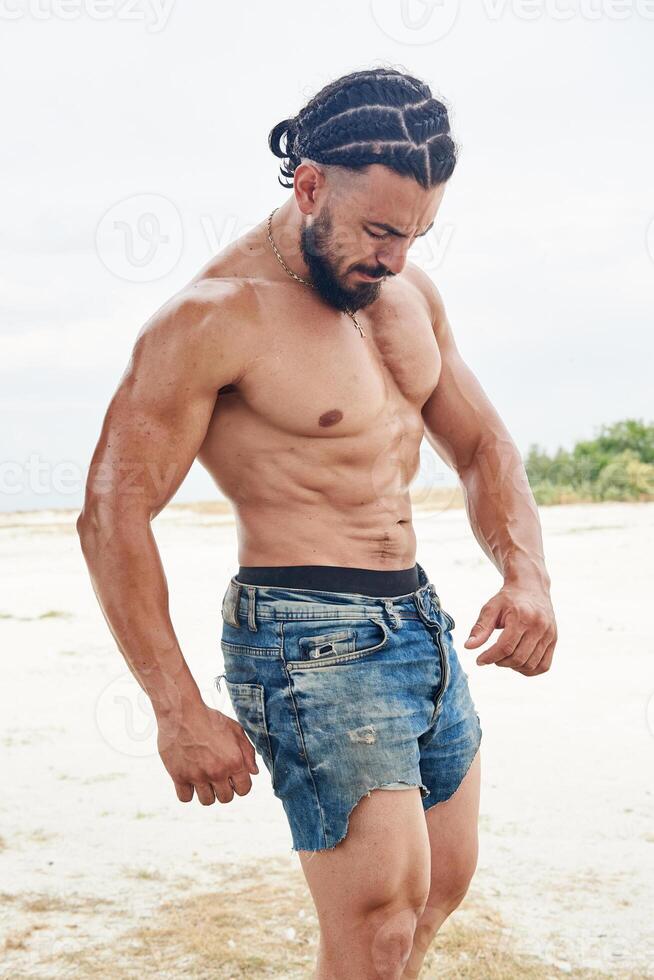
[318,409,344,427]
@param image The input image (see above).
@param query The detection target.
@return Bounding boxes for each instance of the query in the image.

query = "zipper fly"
[432,627,450,721]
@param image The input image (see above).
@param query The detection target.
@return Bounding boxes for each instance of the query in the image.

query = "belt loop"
[381,598,401,631]
[234,581,243,624]
[222,579,242,628]
[246,585,257,631]
[428,583,441,609]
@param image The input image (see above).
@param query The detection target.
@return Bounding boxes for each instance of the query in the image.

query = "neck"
[267,199,313,282]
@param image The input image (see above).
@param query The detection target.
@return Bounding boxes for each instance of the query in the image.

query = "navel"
[318,409,343,428]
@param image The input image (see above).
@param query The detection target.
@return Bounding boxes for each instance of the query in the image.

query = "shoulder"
[130,277,262,387]
[402,262,447,329]
[146,276,260,331]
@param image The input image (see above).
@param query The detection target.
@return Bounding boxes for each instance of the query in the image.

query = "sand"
[1,499,652,977]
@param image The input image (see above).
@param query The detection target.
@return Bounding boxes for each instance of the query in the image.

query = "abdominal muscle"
[192,262,440,570]
[197,394,423,570]
[235,502,418,569]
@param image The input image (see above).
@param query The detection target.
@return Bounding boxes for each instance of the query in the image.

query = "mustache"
[355,266,393,278]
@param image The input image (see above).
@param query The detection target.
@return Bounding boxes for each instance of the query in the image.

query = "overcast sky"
[1,1,653,512]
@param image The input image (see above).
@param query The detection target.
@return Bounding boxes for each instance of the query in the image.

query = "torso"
[188,220,441,569]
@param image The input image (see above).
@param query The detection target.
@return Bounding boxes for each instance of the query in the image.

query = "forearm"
[77,509,203,721]
[458,435,551,591]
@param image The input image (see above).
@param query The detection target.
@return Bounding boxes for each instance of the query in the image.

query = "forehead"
[338,163,446,234]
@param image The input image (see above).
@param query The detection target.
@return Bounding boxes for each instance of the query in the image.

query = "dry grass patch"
[4,857,645,979]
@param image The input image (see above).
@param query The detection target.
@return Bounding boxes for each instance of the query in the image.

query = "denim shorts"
[215,561,482,852]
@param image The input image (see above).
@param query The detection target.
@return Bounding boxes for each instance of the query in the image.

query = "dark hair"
[268,67,458,190]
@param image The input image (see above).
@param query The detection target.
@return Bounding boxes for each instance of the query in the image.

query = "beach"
[1,498,653,978]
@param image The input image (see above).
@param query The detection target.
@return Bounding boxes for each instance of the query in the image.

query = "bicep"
[421,290,511,474]
[82,292,244,522]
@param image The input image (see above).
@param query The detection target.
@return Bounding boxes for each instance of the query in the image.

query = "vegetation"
[525,419,654,505]
[5,856,645,979]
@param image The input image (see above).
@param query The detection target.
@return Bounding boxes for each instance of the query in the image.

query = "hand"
[157,701,260,805]
[463,583,557,675]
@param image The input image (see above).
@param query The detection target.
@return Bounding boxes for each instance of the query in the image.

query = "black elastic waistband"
[236,563,421,597]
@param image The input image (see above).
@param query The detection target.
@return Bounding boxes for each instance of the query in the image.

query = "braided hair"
[268,67,457,190]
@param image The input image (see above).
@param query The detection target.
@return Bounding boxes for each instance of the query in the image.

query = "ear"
[294,160,327,215]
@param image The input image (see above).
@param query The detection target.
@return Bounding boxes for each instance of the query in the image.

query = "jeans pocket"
[223,680,275,786]
[284,617,391,670]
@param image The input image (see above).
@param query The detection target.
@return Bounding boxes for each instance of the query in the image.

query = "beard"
[299,208,388,313]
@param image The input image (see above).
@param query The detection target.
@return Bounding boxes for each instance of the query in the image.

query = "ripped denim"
[215,561,482,852]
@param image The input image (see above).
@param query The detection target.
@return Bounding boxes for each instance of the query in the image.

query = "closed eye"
[366,228,390,240]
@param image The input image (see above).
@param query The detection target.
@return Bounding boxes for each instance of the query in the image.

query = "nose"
[376,240,411,276]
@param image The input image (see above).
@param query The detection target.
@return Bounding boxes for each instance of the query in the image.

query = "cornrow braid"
[268,67,457,190]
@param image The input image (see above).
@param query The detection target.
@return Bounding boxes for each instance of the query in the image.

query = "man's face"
[299,163,446,313]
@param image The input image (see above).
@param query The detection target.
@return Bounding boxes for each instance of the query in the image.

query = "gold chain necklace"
[266,208,366,338]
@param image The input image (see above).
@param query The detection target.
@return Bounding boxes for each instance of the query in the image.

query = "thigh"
[424,745,481,898]
[298,786,431,934]
[418,614,483,812]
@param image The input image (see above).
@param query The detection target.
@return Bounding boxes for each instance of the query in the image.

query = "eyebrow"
[366,220,435,238]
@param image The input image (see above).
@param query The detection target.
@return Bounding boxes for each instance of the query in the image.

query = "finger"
[227,767,254,797]
[237,733,259,775]
[195,781,217,806]
[519,632,552,671]
[476,624,525,665]
[544,634,557,663]
[495,631,540,669]
[518,635,556,676]
[211,778,235,804]
[539,637,557,672]
[464,600,502,649]
[174,781,194,803]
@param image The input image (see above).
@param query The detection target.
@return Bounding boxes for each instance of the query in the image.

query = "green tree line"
[524,419,654,505]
